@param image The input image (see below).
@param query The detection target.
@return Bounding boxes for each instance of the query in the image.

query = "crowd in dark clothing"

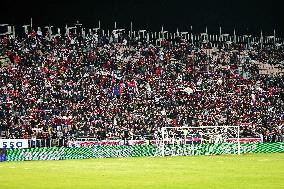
[0,27,283,144]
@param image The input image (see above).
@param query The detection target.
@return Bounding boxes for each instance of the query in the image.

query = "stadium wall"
[4,142,284,161]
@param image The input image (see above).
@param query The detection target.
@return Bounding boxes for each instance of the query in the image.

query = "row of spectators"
[0,28,284,143]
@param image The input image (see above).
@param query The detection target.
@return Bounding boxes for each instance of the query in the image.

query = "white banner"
[0,139,29,149]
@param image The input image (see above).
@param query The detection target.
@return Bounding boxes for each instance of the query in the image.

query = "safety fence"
[3,142,284,161]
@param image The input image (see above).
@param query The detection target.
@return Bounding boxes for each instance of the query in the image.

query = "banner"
[6,145,156,161]
[71,138,262,147]
[0,139,29,149]
[6,142,284,161]
[226,138,262,143]
[69,140,153,147]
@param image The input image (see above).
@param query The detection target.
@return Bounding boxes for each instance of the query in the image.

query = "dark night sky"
[0,0,283,35]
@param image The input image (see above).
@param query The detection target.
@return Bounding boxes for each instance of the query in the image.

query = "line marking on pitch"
[216,161,224,163]
[258,159,268,162]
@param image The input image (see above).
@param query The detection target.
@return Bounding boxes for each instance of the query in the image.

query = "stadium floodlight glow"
[157,126,241,157]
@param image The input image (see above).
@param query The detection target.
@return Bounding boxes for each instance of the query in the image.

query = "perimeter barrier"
[4,142,284,161]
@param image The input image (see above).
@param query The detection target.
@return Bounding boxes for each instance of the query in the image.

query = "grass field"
[0,153,284,189]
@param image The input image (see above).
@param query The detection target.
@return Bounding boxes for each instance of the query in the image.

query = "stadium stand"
[0,23,283,146]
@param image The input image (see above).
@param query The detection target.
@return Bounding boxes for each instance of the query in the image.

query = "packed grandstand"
[0,23,283,147]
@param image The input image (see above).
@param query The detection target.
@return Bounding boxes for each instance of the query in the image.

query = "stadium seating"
[0,25,283,145]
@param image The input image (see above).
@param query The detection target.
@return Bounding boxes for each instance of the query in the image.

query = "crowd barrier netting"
[5,142,284,161]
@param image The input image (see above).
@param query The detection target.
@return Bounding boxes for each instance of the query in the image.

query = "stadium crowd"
[0,27,284,145]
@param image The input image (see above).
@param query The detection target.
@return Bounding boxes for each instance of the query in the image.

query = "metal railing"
[28,139,66,148]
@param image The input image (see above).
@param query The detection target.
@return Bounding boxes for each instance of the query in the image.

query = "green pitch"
[0,153,283,189]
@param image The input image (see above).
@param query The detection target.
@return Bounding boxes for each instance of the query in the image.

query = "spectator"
[0,26,283,145]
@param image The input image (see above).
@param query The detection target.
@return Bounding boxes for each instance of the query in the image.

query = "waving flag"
[113,85,121,96]
[113,82,125,97]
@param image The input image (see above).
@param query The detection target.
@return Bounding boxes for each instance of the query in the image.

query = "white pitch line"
[9,166,16,169]
[258,159,268,162]
[216,161,224,163]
